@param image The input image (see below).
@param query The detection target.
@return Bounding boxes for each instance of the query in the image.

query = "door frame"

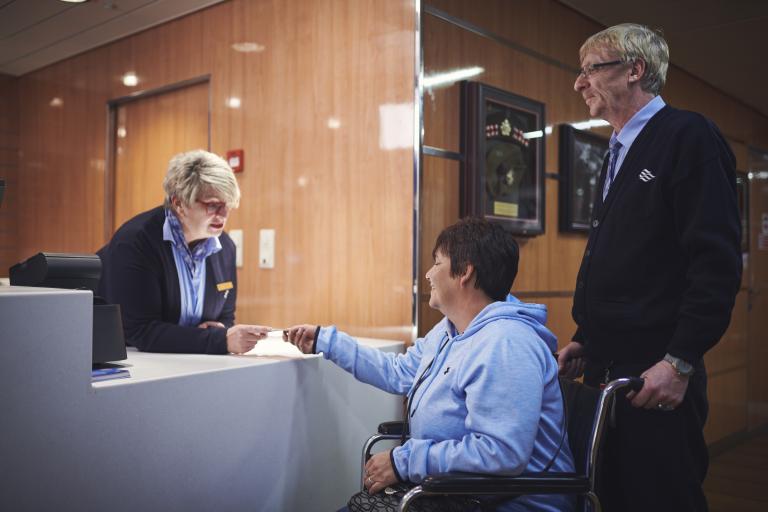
[103,74,211,242]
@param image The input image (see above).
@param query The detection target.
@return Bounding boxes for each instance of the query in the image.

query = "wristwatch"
[663,354,695,377]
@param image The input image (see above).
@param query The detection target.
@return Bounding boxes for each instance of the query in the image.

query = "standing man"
[557,23,742,511]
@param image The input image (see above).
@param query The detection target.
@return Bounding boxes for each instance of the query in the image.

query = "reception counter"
[0,287,405,511]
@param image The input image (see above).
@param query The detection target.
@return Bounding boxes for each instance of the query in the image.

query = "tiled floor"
[704,433,768,512]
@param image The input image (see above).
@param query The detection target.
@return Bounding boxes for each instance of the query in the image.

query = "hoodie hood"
[457,294,557,352]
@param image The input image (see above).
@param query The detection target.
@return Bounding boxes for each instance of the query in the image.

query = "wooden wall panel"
[705,290,748,375]
[421,0,768,443]
[418,155,460,335]
[422,17,592,302]
[113,81,209,230]
[747,154,768,429]
[705,369,748,444]
[704,290,748,441]
[0,74,19,276]
[16,0,415,342]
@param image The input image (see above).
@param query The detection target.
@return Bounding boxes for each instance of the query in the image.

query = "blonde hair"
[580,23,669,95]
[162,150,240,209]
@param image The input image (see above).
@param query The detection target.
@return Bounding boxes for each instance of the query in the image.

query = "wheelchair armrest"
[378,421,406,435]
[419,471,589,495]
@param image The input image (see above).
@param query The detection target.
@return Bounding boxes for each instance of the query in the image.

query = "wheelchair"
[361,377,644,512]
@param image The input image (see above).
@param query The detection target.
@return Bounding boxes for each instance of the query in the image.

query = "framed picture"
[460,82,545,236]
[736,171,749,252]
[558,125,608,233]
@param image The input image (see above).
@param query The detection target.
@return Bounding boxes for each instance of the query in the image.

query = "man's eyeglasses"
[577,60,624,79]
[197,200,229,215]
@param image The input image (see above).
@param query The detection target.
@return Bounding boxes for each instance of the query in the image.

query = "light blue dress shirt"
[162,209,222,327]
[602,95,666,198]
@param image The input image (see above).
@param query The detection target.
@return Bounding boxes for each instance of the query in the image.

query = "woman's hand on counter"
[226,324,269,354]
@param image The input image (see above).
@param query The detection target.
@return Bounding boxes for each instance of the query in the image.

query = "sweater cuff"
[312,325,320,354]
[390,446,407,483]
[211,327,229,354]
[314,326,335,356]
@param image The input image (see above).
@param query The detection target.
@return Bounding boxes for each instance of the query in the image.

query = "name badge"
[217,281,234,292]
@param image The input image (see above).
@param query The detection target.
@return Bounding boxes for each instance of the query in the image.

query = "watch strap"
[663,353,695,377]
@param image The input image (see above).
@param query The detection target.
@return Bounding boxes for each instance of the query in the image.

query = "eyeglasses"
[196,200,229,215]
[576,59,624,79]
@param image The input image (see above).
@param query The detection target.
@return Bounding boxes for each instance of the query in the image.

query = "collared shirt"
[163,208,222,327]
[603,95,666,197]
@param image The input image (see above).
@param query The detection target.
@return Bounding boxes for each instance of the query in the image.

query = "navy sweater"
[572,105,742,365]
[98,207,237,354]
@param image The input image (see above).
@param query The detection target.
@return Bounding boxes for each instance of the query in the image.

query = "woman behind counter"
[98,149,268,354]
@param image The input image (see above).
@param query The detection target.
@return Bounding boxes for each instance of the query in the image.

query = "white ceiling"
[560,0,768,117]
[2,0,767,118]
[0,0,224,76]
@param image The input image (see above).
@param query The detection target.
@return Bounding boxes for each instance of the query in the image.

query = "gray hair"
[580,23,669,95]
[162,150,240,209]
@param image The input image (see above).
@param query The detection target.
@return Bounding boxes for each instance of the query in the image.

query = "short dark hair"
[432,217,519,301]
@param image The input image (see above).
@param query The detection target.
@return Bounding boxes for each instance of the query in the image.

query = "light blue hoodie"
[315,295,575,512]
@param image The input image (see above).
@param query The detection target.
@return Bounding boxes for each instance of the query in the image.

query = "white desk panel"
[1,287,405,512]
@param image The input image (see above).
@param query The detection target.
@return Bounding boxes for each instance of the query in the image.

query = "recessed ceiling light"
[231,42,265,53]
[122,72,138,87]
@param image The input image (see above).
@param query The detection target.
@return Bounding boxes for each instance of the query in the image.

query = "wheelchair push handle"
[626,376,644,392]
[605,376,645,394]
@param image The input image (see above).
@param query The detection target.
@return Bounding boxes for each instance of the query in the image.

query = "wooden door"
[747,149,768,430]
[111,80,209,232]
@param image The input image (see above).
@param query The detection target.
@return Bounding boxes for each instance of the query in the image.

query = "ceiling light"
[122,72,138,87]
[522,126,553,140]
[226,97,241,109]
[50,97,63,107]
[232,42,265,53]
[570,119,610,130]
[424,67,484,88]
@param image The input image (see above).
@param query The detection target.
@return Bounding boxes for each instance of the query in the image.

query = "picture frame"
[736,171,749,252]
[460,81,545,236]
[558,125,609,233]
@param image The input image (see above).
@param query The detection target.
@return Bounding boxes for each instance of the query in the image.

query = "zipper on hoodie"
[402,332,452,443]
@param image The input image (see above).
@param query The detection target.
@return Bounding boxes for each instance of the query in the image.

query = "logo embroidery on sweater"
[638,169,656,182]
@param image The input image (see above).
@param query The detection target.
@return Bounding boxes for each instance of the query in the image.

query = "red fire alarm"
[226,149,244,173]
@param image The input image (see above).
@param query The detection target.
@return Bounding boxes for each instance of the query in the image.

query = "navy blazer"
[98,206,237,354]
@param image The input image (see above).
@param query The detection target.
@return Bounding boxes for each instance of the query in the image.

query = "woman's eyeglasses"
[196,200,229,215]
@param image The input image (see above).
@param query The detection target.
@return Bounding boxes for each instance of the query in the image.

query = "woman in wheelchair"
[285,217,575,511]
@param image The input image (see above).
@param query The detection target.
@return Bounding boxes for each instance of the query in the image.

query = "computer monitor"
[10,252,127,364]
[10,252,101,293]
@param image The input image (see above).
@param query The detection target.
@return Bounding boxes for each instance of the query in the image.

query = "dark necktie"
[602,136,622,200]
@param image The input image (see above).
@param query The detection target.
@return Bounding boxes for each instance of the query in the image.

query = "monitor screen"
[10,252,101,293]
